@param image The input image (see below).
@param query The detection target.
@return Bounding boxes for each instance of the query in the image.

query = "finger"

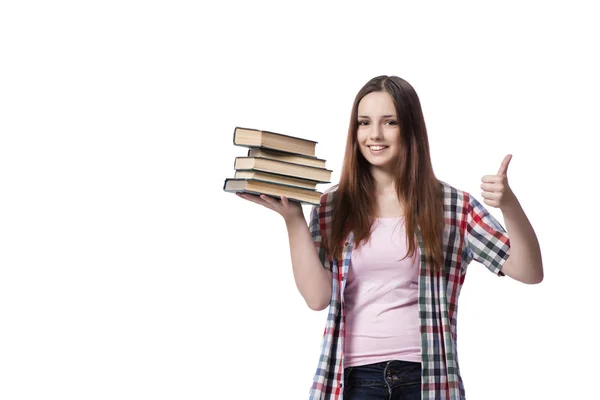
[481,175,503,183]
[239,193,272,208]
[241,193,264,202]
[496,154,512,176]
[237,192,257,201]
[282,196,299,208]
[259,194,282,207]
[481,182,501,191]
[481,190,501,200]
[262,194,287,208]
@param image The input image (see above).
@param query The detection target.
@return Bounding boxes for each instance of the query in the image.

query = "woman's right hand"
[236,193,305,223]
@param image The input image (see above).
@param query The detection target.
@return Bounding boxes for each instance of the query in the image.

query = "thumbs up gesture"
[480,154,517,210]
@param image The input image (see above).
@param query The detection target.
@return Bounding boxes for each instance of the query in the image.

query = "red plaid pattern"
[308,181,511,399]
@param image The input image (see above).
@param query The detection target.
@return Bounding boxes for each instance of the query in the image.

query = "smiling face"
[356,91,401,172]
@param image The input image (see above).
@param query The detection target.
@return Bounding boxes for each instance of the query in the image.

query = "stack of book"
[223,127,332,205]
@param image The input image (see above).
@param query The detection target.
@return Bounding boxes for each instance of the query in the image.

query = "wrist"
[500,189,520,213]
[284,213,305,226]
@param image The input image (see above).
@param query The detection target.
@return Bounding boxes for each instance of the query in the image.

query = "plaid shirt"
[307,180,511,400]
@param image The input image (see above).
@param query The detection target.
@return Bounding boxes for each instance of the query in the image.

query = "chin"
[366,159,394,169]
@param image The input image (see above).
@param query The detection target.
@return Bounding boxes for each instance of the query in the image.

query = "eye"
[385,120,398,126]
[358,120,369,126]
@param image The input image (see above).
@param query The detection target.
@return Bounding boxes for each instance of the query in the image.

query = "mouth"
[367,145,389,154]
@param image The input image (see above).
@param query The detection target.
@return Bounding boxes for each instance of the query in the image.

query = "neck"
[370,167,397,195]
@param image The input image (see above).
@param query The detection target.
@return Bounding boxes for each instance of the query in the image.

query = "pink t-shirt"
[343,216,422,367]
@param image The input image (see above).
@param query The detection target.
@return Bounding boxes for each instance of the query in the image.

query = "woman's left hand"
[480,154,516,210]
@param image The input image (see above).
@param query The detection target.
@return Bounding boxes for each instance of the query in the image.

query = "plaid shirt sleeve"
[465,193,511,276]
[309,200,332,272]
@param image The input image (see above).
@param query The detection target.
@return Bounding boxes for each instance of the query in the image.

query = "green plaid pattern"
[307,181,511,399]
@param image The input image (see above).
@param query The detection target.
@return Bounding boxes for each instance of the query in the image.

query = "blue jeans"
[343,360,421,400]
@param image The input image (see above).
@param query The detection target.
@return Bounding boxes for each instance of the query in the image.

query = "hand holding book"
[236,193,304,223]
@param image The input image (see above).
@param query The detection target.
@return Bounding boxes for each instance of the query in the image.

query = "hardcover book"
[223,178,322,205]
[234,156,332,183]
[233,170,318,190]
[233,126,317,157]
[247,148,327,169]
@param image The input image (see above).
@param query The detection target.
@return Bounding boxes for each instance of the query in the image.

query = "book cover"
[232,126,318,156]
[233,157,332,183]
[223,178,322,206]
[247,148,327,166]
[234,170,319,189]
[232,126,318,144]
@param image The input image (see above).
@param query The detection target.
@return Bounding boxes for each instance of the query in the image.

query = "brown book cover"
[233,126,317,157]
[223,178,322,205]
[247,148,327,169]
[234,156,332,183]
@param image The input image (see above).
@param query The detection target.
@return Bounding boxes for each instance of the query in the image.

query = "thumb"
[497,154,513,176]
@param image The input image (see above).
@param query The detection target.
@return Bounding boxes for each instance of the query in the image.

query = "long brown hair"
[328,75,445,273]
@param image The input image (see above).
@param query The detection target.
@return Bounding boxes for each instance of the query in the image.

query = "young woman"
[237,75,543,400]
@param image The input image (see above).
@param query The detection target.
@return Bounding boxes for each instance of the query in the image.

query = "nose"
[369,124,383,140]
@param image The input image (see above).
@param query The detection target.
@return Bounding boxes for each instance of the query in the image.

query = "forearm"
[501,192,544,283]
[285,215,332,310]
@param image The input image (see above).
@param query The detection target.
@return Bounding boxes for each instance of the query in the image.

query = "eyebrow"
[357,115,397,118]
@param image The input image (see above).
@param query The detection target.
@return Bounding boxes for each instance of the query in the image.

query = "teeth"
[369,146,387,150]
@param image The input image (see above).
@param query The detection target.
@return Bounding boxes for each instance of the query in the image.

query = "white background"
[1,1,598,399]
